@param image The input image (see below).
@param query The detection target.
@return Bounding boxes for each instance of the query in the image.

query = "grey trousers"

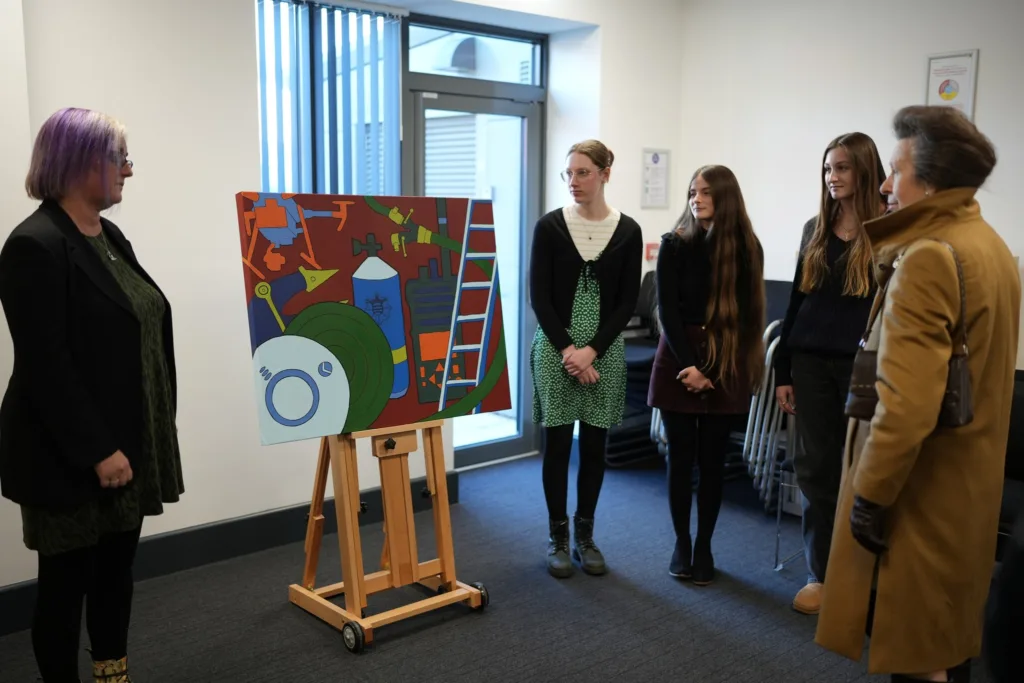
[790,353,855,583]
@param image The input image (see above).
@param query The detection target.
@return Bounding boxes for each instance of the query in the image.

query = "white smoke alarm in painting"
[252,335,350,445]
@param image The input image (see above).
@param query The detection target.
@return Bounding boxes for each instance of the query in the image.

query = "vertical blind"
[256,0,401,195]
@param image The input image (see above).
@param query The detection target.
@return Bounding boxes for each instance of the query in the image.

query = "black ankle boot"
[669,535,692,579]
[547,518,573,578]
[692,538,715,586]
[572,514,607,575]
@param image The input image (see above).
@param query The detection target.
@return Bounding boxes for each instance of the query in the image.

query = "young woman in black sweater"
[648,165,766,585]
[773,132,886,615]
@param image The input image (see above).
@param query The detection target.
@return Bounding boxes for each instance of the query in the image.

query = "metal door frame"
[404,90,543,469]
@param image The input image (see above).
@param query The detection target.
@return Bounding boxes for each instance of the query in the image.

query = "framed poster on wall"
[641,148,671,209]
[925,49,978,121]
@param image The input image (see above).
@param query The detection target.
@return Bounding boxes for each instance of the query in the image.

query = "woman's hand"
[95,450,133,488]
[563,346,597,376]
[678,366,713,393]
[578,366,601,385]
[776,385,796,414]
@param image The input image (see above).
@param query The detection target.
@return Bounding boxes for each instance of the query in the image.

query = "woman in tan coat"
[815,105,1020,682]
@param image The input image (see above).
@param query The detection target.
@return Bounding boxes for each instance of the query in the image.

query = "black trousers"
[33,525,142,683]
[661,411,733,548]
[790,352,854,583]
[542,422,608,520]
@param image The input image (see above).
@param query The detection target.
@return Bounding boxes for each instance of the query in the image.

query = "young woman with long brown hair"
[648,165,766,585]
[773,132,886,615]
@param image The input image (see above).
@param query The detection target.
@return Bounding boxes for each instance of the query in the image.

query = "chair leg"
[774,475,784,569]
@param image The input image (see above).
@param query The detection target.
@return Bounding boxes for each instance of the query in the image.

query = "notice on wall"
[641,148,670,209]
[926,50,978,121]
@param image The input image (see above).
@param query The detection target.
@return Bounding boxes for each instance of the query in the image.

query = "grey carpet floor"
[0,455,993,682]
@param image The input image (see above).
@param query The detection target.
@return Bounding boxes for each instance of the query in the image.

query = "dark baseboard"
[0,471,459,637]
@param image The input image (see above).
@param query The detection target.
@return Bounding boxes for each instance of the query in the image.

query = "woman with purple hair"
[0,107,183,683]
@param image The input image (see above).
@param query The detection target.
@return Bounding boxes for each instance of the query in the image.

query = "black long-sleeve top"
[528,208,643,355]
[655,229,763,371]
[773,216,875,385]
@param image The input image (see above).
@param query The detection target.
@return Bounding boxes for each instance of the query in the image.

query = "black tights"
[662,411,733,549]
[33,525,142,683]
[542,422,608,520]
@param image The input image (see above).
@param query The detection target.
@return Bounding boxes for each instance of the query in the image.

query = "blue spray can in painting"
[353,234,409,399]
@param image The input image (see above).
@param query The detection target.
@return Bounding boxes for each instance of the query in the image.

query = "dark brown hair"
[675,165,766,392]
[893,105,997,190]
[800,132,886,297]
[567,139,615,170]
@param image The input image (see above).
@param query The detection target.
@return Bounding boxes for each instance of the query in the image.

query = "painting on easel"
[234,193,512,446]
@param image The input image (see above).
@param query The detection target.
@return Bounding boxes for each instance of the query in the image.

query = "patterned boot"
[572,514,607,575]
[93,656,132,683]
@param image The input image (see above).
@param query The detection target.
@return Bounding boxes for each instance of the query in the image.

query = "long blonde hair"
[675,165,766,392]
[799,132,885,296]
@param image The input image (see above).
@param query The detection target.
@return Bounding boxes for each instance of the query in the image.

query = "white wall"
[676,0,1024,274]
[0,0,454,589]
[523,0,686,247]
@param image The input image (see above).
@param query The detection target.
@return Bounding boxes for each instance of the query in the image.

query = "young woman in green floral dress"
[529,140,643,578]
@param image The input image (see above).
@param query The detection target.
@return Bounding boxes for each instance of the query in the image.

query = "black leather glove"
[850,495,889,555]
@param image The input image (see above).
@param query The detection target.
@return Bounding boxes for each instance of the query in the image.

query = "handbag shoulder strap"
[858,240,968,352]
[858,266,893,348]
[926,239,969,354]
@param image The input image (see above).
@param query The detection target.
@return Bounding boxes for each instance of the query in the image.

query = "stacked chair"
[605,271,662,468]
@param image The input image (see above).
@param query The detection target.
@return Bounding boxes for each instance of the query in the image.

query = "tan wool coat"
[815,188,1021,674]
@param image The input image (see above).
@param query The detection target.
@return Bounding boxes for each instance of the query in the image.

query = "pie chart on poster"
[939,79,959,101]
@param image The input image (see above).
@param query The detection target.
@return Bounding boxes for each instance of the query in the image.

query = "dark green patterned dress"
[530,259,627,429]
[20,230,184,556]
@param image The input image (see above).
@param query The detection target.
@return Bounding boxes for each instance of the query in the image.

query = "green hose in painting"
[362,196,493,279]
[285,302,393,433]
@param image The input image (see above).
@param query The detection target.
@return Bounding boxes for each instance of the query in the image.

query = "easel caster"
[437,580,488,610]
[342,622,366,654]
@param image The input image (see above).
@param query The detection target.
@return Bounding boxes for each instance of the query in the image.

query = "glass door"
[409,91,542,469]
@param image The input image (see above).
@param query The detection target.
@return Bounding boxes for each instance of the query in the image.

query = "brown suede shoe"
[792,582,823,615]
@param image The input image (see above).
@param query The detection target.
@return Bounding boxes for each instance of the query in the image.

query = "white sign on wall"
[925,49,978,121]
[641,148,671,209]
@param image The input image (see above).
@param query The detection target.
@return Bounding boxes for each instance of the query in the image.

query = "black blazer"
[528,208,643,356]
[0,200,176,508]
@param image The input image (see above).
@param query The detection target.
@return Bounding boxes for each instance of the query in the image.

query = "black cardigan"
[528,208,643,355]
[0,201,177,508]
[656,229,763,371]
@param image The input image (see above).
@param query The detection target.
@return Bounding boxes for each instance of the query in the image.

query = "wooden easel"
[288,419,487,653]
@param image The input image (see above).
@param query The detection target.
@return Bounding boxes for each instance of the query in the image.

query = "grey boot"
[546,518,573,578]
[572,514,607,575]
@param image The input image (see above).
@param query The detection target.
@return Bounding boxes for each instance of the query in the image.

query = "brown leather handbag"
[845,240,973,427]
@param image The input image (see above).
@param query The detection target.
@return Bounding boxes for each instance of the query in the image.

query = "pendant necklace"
[98,232,117,261]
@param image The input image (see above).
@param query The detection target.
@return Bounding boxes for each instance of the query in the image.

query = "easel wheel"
[342,622,366,653]
[470,581,489,610]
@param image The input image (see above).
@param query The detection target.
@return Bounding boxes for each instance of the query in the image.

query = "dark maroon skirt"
[647,326,753,415]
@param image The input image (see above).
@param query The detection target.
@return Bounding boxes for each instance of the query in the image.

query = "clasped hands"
[677,366,714,393]
[94,450,133,489]
[561,345,599,385]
